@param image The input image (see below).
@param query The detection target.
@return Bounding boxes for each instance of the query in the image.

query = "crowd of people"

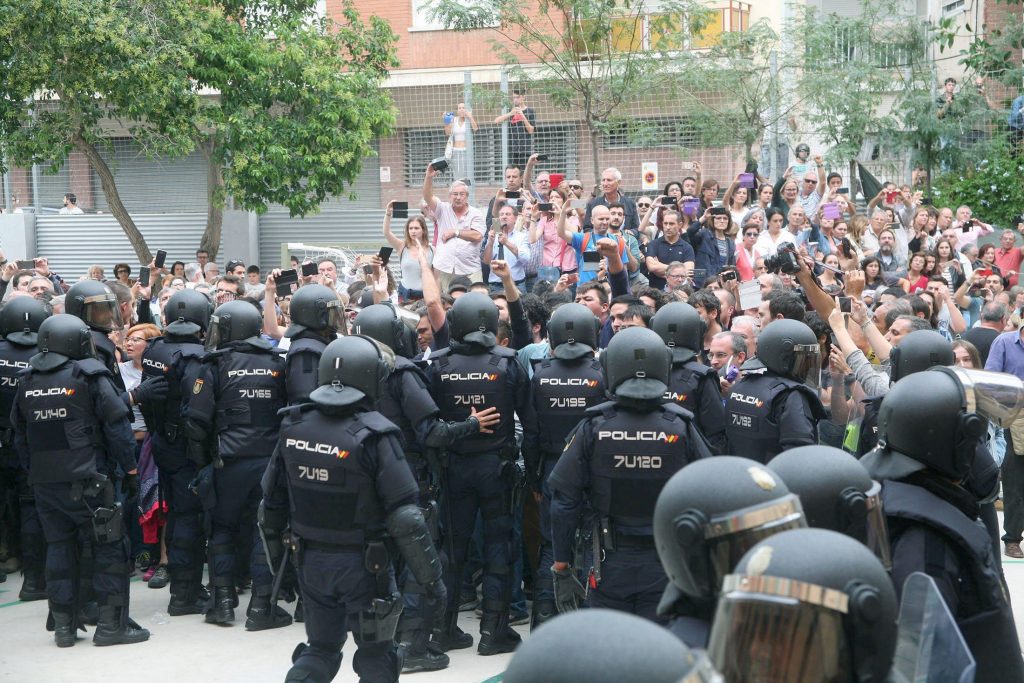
[1,149,1023,682]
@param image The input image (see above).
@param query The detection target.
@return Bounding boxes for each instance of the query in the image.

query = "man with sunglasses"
[797,157,826,216]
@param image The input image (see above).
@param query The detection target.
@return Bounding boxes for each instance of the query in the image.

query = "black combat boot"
[93,606,150,646]
[50,608,77,648]
[244,592,293,631]
[167,583,206,616]
[18,570,47,601]
[286,642,344,683]
[531,598,556,630]
[399,638,450,673]
[477,612,521,656]
[432,624,474,651]
[205,585,237,625]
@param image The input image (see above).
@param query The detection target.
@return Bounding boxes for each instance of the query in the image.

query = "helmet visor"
[205,315,225,351]
[325,299,346,334]
[708,576,853,683]
[81,293,122,332]
[863,481,893,571]
[704,495,807,592]
[943,366,1024,428]
[679,651,724,683]
[790,343,821,388]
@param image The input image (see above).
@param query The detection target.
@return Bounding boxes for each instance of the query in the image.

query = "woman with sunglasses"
[735,222,761,281]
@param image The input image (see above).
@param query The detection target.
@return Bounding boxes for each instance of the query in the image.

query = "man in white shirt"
[59,193,84,214]
[422,164,485,291]
[483,205,530,291]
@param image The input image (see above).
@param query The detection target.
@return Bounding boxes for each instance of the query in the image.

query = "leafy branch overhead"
[0,0,398,261]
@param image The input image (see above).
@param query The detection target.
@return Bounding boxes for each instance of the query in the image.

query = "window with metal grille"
[403,124,578,187]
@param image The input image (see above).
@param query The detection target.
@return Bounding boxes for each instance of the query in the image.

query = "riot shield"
[890,572,975,683]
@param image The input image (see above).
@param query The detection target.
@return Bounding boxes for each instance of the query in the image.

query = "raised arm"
[417,246,446,333]
[382,200,405,252]
[422,164,440,213]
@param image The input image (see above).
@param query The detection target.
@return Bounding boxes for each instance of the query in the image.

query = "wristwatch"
[455,228,462,239]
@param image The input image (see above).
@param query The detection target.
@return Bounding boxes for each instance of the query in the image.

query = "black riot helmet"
[653,456,806,603]
[449,292,498,347]
[353,304,416,358]
[502,609,721,683]
[887,329,953,382]
[206,300,264,350]
[65,280,122,333]
[708,528,898,683]
[650,302,705,364]
[285,284,344,339]
[547,303,599,360]
[755,319,821,387]
[768,446,891,570]
[600,327,672,402]
[310,335,394,408]
[0,296,52,346]
[31,313,96,370]
[163,288,212,337]
[864,366,1024,481]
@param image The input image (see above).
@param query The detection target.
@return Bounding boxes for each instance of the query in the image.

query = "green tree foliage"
[932,140,1024,227]
[0,0,397,261]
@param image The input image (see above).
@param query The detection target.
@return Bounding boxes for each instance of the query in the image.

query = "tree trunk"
[72,131,151,263]
[588,123,602,190]
[198,138,224,260]
[849,159,859,198]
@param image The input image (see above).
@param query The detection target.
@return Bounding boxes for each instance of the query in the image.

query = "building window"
[574,1,750,55]
[941,0,965,17]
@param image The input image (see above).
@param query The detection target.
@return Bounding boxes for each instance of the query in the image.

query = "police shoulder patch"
[193,378,205,395]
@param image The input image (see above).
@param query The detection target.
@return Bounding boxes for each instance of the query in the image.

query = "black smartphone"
[430,157,449,172]
[378,246,394,267]
[660,196,677,206]
[392,201,409,219]
[709,207,728,216]
[276,268,299,286]
[692,268,707,281]
[301,262,318,277]
[582,250,601,272]
[138,266,150,287]
[536,153,550,162]
[15,260,34,270]
[154,250,167,269]
[838,296,852,313]
[537,202,554,212]
[505,191,521,199]
[838,187,849,194]
[721,270,738,282]
[570,199,587,210]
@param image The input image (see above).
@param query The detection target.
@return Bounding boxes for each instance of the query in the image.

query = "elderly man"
[203,261,220,284]
[730,315,759,358]
[583,167,639,234]
[423,164,485,292]
[995,229,1024,287]
[796,159,826,216]
[861,207,909,261]
[709,330,748,397]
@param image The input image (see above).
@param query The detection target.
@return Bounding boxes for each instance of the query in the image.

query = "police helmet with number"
[650,302,705,364]
[206,300,263,350]
[65,280,122,333]
[601,327,672,401]
[310,335,395,407]
[449,292,498,347]
[163,288,212,337]
[353,304,416,358]
[547,303,600,360]
[286,284,345,339]
[0,296,52,346]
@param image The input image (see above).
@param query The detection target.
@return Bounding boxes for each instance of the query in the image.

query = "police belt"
[451,443,518,460]
[301,539,365,554]
[610,532,655,549]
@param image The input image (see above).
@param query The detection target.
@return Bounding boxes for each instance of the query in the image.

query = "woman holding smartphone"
[382,200,433,302]
[722,173,754,228]
[530,188,578,281]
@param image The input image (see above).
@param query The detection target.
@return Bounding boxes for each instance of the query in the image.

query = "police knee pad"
[287,642,343,683]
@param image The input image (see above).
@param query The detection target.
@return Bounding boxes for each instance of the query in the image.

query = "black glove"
[553,566,586,613]
[124,472,139,501]
[132,376,168,406]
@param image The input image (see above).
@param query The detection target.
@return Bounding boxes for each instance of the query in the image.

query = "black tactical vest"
[587,402,697,528]
[20,360,106,484]
[0,340,35,433]
[531,357,605,454]
[141,336,204,441]
[285,334,328,405]
[279,407,398,547]
[431,346,517,455]
[92,330,125,392]
[883,481,1024,683]
[666,361,725,442]
[857,395,884,457]
[725,373,821,464]
[378,356,437,454]
[209,349,286,459]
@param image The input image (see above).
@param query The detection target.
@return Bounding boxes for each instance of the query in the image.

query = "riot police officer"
[354,303,498,672]
[768,445,891,568]
[855,329,953,456]
[260,335,446,683]
[424,292,531,655]
[650,302,727,453]
[725,318,826,462]
[520,302,605,629]
[707,528,898,682]
[652,455,807,646]
[548,327,712,622]
[186,300,289,630]
[502,609,721,683]
[0,297,51,600]
[283,284,343,404]
[65,280,126,391]
[861,367,1024,682]
[139,288,210,616]
[12,314,149,647]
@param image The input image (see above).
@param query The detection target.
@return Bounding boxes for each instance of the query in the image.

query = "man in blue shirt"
[483,204,531,292]
[645,211,696,291]
[986,327,1024,558]
[555,202,625,285]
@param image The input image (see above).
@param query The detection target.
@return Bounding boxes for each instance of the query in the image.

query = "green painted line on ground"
[479,675,504,683]
[0,600,21,608]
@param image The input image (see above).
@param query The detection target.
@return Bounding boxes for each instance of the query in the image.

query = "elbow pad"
[385,504,442,588]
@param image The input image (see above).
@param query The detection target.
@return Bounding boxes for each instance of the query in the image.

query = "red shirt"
[995,247,1024,286]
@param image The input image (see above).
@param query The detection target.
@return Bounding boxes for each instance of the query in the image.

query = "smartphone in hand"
[154,250,167,269]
